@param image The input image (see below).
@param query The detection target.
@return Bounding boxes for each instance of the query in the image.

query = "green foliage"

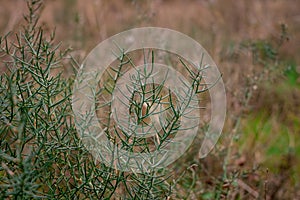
[284,62,299,87]
[0,1,175,199]
[239,114,291,166]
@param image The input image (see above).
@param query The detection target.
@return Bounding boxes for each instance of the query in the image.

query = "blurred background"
[1,0,299,199]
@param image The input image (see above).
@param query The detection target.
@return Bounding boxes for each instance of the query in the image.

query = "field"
[0,0,299,199]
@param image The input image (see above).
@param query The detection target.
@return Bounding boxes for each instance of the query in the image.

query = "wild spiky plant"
[0,1,211,199]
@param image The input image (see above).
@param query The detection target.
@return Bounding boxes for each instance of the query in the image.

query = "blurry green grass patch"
[239,113,291,167]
